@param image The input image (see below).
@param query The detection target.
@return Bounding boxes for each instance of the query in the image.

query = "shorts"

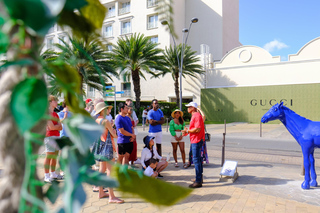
[118,142,134,155]
[148,132,162,144]
[171,131,186,143]
[44,136,60,152]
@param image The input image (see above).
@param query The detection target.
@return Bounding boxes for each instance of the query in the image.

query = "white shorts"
[44,136,60,152]
[171,131,186,143]
[148,132,162,144]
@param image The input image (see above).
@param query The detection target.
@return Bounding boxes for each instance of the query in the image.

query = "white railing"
[147,22,157,29]
[147,0,158,8]
[106,10,115,18]
[121,27,131,35]
[119,6,130,15]
[121,90,131,97]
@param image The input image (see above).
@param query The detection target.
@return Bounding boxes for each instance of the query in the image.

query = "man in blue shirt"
[148,99,165,157]
[115,102,136,165]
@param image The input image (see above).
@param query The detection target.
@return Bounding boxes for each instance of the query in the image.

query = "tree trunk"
[132,69,141,109]
[0,37,45,212]
[174,70,179,107]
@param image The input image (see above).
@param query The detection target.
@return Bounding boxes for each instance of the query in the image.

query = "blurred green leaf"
[55,136,74,149]
[45,181,62,204]
[10,78,48,134]
[63,114,104,155]
[0,59,34,71]
[59,147,87,213]
[0,30,9,54]
[3,0,65,35]
[113,165,192,206]
[81,169,118,188]
[63,0,87,11]
[80,0,106,29]
[0,16,5,26]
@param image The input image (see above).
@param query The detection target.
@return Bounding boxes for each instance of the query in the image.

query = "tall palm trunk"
[0,38,45,212]
[174,70,180,107]
[132,69,141,109]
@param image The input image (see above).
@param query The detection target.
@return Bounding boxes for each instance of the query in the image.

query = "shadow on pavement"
[237,163,273,168]
[231,175,292,186]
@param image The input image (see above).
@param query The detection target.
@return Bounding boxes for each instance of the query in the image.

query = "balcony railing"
[147,22,157,29]
[106,10,115,18]
[121,27,131,35]
[119,6,130,15]
[147,0,158,8]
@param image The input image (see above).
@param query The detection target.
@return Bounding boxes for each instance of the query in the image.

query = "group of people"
[43,96,207,206]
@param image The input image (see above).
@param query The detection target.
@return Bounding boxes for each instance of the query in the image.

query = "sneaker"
[157,173,163,178]
[189,182,202,188]
[44,176,53,183]
[51,173,64,180]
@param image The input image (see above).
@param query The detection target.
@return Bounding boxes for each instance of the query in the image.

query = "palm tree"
[42,35,118,95]
[109,33,167,108]
[162,44,204,107]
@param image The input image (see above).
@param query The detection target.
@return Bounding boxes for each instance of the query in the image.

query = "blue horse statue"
[261,102,320,189]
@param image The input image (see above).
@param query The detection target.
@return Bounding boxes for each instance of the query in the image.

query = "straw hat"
[94,102,113,116]
[171,109,183,118]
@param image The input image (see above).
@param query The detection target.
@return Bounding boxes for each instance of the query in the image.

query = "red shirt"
[189,112,205,144]
[46,112,60,137]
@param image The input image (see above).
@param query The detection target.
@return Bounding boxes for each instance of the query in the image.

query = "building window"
[59,35,67,45]
[147,0,158,8]
[87,86,95,98]
[150,36,158,44]
[106,5,115,18]
[48,24,55,34]
[121,82,131,97]
[147,14,158,29]
[47,38,54,49]
[104,25,113,38]
[107,44,113,51]
[121,20,131,35]
[119,1,130,15]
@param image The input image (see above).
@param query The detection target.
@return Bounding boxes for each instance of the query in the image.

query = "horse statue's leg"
[301,147,311,189]
[309,150,318,187]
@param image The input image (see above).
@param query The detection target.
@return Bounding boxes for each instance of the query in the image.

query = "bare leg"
[156,161,168,173]
[107,161,124,203]
[122,153,130,165]
[44,152,56,173]
[99,161,109,198]
[178,142,186,164]
[171,142,178,163]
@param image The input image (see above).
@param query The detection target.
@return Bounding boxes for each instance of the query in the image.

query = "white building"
[44,0,240,104]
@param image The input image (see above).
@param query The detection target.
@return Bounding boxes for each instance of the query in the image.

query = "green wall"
[201,84,320,123]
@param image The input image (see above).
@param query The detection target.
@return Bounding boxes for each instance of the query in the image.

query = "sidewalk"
[2,123,320,212]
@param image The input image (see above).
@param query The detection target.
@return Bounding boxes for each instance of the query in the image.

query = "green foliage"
[10,78,48,134]
[113,165,192,206]
[0,30,9,54]
[3,0,64,35]
[0,59,34,71]
[110,33,168,108]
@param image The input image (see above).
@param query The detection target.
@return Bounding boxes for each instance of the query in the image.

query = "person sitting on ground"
[144,158,158,178]
[141,136,168,178]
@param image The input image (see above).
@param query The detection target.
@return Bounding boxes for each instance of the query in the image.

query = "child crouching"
[144,158,158,178]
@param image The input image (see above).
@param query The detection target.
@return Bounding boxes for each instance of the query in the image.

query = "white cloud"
[263,39,289,52]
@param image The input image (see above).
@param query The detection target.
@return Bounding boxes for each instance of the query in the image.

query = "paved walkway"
[2,123,320,212]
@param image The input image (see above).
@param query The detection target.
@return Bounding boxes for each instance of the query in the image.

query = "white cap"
[185,102,198,108]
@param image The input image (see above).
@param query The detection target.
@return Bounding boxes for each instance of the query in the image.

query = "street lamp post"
[161,18,198,110]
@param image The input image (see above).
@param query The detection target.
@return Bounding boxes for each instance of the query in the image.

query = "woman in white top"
[141,136,168,178]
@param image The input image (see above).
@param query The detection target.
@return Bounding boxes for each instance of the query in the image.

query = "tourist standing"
[148,99,164,156]
[115,103,135,165]
[44,95,62,183]
[182,102,205,188]
[142,108,148,127]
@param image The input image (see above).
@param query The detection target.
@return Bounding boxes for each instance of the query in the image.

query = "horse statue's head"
[261,102,285,123]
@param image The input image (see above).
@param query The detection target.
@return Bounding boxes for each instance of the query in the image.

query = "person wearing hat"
[182,102,205,188]
[141,136,168,178]
[93,102,124,203]
[169,109,187,168]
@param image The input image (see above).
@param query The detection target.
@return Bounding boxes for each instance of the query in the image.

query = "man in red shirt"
[182,102,205,188]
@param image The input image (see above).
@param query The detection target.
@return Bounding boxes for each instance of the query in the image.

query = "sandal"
[93,187,108,192]
[109,198,124,204]
[183,163,190,169]
[175,163,179,167]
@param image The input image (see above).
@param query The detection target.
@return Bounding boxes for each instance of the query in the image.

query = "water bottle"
[166,152,171,162]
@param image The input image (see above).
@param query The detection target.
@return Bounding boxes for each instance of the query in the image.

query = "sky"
[239,0,320,61]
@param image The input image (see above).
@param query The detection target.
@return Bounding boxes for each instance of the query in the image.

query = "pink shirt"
[189,112,205,144]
